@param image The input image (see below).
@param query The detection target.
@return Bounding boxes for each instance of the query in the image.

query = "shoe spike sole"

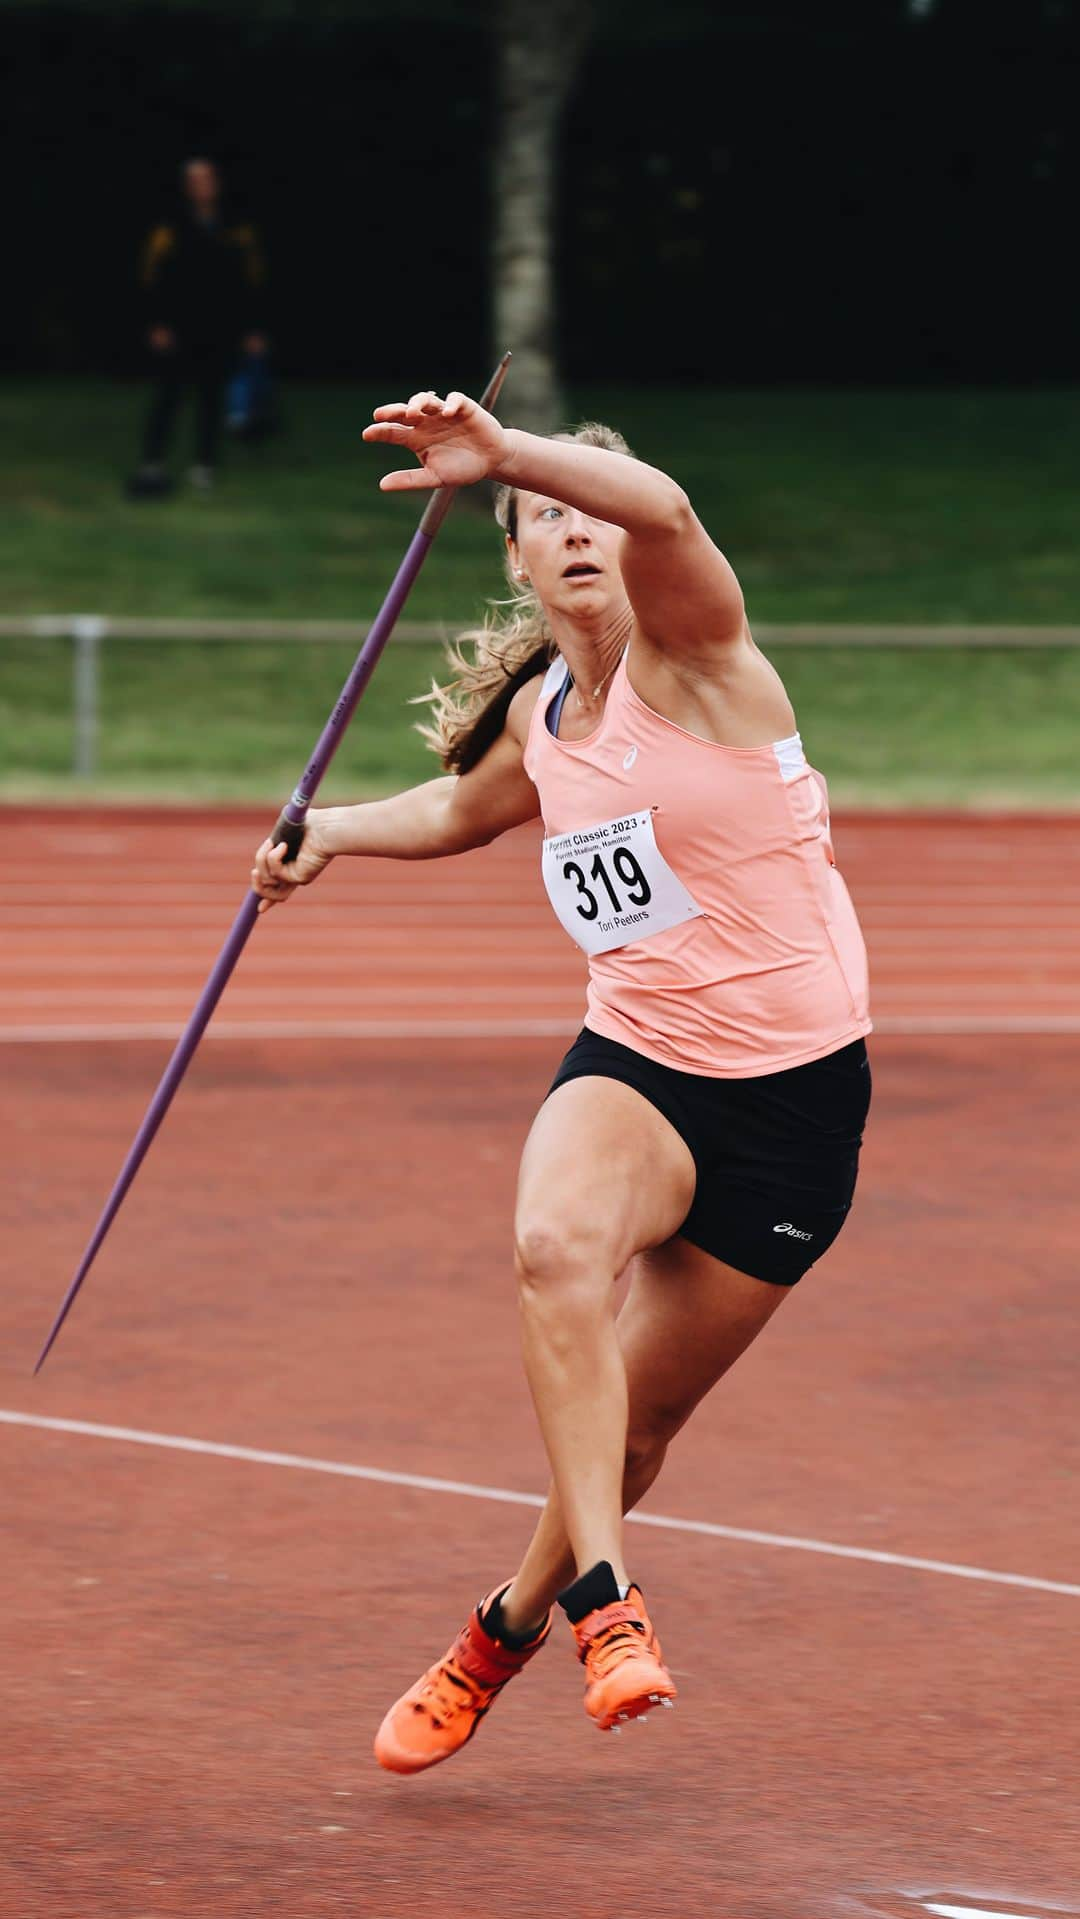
[604,1693,676,1732]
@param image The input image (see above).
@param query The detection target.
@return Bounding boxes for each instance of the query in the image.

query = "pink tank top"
[523,653,871,1078]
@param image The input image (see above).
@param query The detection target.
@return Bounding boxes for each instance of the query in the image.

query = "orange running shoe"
[560,1563,677,1732]
[374,1587,551,1775]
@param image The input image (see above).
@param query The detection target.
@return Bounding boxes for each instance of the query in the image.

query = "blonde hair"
[415,421,633,773]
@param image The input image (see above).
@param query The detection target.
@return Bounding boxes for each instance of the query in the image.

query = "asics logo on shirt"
[622,746,639,770]
[773,1222,813,1240]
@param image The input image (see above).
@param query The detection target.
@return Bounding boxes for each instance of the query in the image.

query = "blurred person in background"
[127,157,267,498]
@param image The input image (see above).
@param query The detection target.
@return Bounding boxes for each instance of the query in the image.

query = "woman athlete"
[252,390,873,1772]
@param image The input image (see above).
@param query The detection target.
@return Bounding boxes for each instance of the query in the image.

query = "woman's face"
[507,493,626,624]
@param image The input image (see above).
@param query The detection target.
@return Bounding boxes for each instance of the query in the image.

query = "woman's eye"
[540,506,562,521]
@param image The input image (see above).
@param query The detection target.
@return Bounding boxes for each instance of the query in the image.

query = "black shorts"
[547,1030,872,1285]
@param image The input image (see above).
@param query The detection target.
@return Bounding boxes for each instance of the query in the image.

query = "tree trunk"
[492,0,596,436]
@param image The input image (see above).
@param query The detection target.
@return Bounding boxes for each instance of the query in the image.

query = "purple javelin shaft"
[33,531,428,1374]
[270,521,436,853]
[35,355,511,1374]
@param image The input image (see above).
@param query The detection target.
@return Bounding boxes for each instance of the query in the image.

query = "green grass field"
[7,634,1080,809]
[3,379,1080,806]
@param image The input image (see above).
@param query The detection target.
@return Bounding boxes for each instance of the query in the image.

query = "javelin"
[35,352,512,1374]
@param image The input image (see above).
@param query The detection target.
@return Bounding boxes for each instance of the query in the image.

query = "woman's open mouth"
[562,562,601,579]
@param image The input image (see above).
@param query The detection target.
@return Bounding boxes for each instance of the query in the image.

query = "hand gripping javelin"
[35,353,512,1374]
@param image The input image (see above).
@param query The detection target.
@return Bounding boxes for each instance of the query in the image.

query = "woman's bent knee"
[623,1424,670,1485]
[514,1216,618,1292]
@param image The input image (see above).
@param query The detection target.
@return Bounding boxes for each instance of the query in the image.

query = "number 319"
[562,848,652,921]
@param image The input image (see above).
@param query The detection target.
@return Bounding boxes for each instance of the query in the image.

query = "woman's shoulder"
[506,668,552,744]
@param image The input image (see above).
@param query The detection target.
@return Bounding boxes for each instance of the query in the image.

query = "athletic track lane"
[3,807,1079,1037]
[3,803,1080,1915]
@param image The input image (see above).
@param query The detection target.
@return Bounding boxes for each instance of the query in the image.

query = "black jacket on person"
[140,209,265,348]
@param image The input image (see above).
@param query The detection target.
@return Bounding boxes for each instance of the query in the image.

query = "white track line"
[925,1907,1047,1919]
[0,1018,580,1042]
[4,1016,1080,1043]
[2,1409,1078,1601]
[2,986,572,1008]
[1,937,1077,965]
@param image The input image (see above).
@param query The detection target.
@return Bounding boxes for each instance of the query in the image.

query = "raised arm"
[364,392,745,658]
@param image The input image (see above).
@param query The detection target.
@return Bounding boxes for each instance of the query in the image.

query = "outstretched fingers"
[369,391,444,424]
[362,387,499,491]
[378,467,442,491]
[367,390,469,430]
[361,416,444,483]
[362,420,419,444]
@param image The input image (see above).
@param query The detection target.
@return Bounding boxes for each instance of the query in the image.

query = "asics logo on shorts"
[773,1222,813,1240]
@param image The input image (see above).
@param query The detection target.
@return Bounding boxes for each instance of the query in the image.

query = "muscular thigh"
[516,1076,696,1271]
[619,1235,788,1438]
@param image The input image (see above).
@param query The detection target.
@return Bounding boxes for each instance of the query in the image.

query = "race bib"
[541,809,705,956]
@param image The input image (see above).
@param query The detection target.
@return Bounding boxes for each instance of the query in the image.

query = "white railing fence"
[4,615,1080,780]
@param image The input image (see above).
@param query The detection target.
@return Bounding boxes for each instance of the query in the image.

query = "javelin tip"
[34,1326,59,1376]
[485,351,513,406]
[34,1273,84,1372]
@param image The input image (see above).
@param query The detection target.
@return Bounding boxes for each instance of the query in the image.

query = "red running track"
[3,807,1080,1038]
[2,805,1079,1917]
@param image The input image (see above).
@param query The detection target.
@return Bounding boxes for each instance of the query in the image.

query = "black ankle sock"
[481,1587,545,1650]
[556,1561,625,1625]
